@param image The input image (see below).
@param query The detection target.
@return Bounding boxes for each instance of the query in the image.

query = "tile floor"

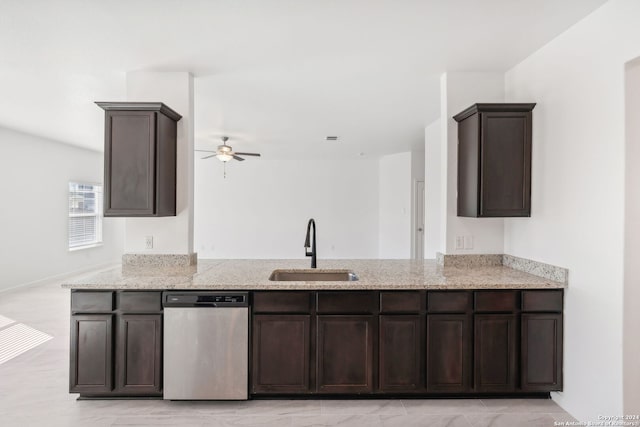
[0,275,577,427]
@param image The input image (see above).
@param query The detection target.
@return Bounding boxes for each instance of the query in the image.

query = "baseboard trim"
[0,261,120,294]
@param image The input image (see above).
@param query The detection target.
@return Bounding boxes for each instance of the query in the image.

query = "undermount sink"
[269,269,359,282]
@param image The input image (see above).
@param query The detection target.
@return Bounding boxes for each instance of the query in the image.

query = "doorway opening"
[412,180,425,259]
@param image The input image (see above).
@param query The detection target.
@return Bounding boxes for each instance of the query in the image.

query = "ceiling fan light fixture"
[217,153,233,162]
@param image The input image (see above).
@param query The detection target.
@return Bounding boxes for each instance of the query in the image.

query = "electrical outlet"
[145,236,153,250]
[464,235,474,249]
[455,236,464,250]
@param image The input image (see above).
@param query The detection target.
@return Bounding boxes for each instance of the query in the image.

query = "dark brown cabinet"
[317,315,375,393]
[252,315,311,393]
[69,291,163,397]
[247,289,563,397]
[454,103,536,217]
[521,290,563,391]
[474,314,518,392]
[426,314,471,392]
[379,315,423,391]
[115,314,162,394]
[96,102,182,217]
[70,289,564,399]
[70,314,114,393]
[521,314,562,391]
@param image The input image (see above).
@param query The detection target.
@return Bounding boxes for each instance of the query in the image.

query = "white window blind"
[68,183,103,250]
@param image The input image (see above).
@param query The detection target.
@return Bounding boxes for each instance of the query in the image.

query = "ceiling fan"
[195,136,261,162]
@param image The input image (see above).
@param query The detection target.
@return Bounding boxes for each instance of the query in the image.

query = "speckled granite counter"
[62,259,565,290]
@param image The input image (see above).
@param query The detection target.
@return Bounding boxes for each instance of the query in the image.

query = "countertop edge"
[62,282,566,290]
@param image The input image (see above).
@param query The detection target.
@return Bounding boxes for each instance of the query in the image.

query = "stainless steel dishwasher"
[163,291,249,400]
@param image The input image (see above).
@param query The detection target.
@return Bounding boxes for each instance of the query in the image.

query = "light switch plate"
[455,236,464,250]
[464,235,474,249]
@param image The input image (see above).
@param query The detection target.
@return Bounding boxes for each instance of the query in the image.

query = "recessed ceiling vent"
[325,136,339,141]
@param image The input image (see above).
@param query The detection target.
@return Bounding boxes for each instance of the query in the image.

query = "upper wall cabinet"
[454,103,535,217]
[96,102,182,217]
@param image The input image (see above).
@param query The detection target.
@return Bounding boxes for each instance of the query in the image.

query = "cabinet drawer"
[380,292,422,313]
[522,290,563,312]
[317,292,377,314]
[427,292,471,313]
[71,291,114,313]
[253,292,312,313]
[117,292,162,313]
[475,291,518,312]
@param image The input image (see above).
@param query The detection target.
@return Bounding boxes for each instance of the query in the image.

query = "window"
[68,182,103,250]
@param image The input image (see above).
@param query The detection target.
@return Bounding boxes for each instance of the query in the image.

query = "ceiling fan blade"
[201,154,217,159]
[195,149,217,153]
[234,152,261,157]
[232,155,245,161]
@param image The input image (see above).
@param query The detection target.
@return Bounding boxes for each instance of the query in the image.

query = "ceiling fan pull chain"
[224,161,226,179]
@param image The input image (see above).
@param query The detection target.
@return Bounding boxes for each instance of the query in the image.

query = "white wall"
[0,126,124,292]
[440,72,505,254]
[624,57,640,414]
[503,0,640,420]
[195,158,379,259]
[379,152,412,258]
[424,119,441,258]
[125,71,195,255]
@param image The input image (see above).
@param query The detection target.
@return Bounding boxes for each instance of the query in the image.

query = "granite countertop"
[62,259,566,290]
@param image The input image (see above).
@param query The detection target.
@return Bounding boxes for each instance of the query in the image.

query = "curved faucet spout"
[304,218,317,268]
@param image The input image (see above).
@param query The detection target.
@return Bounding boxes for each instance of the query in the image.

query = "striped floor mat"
[0,322,53,365]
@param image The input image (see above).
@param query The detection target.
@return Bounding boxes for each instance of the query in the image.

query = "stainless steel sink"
[269,269,359,282]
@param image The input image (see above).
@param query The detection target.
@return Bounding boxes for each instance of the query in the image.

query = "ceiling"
[0,0,607,158]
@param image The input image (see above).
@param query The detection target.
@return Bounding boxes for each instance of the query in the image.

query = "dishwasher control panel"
[163,292,249,307]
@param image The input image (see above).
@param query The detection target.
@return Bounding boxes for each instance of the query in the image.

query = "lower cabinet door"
[426,314,472,392]
[252,315,311,393]
[521,313,563,391]
[70,314,114,393]
[379,315,423,392]
[317,315,374,393]
[115,314,162,395]
[474,314,518,392]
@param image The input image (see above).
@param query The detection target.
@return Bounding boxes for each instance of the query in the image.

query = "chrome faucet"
[304,218,317,268]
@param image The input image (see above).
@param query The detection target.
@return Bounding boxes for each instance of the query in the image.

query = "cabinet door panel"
[105,111,156,215]
[475,291,517,312]
[317,292,377,314]
[317,315,374,393]
[252,315,311,393]
[480,112,531,216]
[428,291,471,313]
[379,292,422,313]
[253,292,312,314]
[426,314,471,392]
[115,314,162,394]
[117,292,162,313]
[379,315,422,391]
[521,314,562,391]
[70,314,113,393]
[521,291,563,312]
[474,314,517,392]
[71,291,114,313]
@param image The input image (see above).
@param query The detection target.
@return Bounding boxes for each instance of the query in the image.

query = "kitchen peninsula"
[64,258,566,400]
